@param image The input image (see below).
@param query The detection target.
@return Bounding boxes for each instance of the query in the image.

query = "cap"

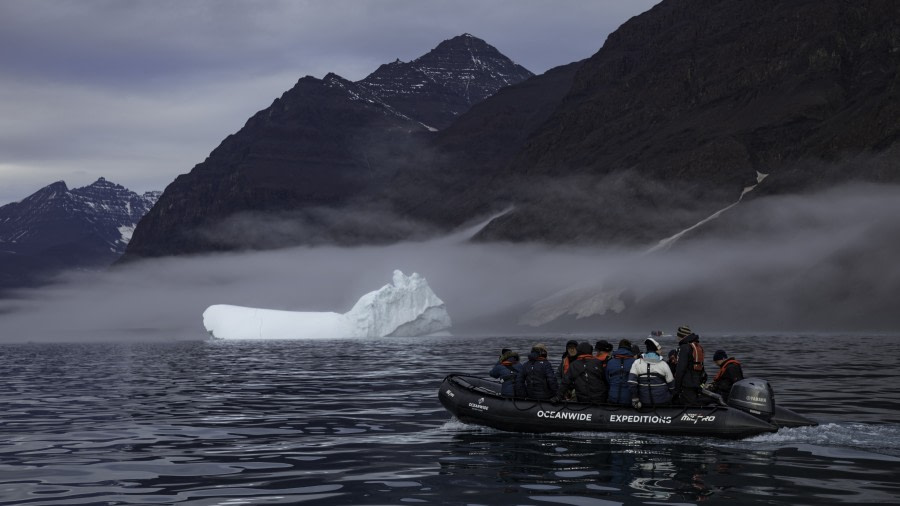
[595,340,613,352]
[576,342,593,355]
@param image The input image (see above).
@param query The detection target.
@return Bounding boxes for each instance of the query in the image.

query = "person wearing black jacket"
[552,342,608,404]
[709,349,744,401]
[673,325,708,405]
[514,344,558,400]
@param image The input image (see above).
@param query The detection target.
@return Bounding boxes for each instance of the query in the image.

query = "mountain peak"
[86,176,121,189]
[358,34,533,129]
[435,33,490,49]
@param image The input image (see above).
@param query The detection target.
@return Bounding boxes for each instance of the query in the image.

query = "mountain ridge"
[0,177,159,291]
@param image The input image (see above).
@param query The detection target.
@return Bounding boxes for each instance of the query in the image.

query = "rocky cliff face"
[124,34,533,259]
[474,0,900,244]
[0,178,158,291]
[359,33,534,129]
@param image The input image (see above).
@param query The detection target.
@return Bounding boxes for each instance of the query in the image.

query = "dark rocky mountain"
[358,33,533,130]
[125,0,899,261]
[0,178,159,292]
[474,0,900,244]
[124,34,534,259]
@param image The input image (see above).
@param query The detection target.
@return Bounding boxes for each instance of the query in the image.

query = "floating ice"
[203,270,451,339]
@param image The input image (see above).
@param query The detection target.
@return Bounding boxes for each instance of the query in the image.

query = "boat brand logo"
[468,400,489,411]
[537,410,593,421]
[745,395,767,403]
[444,389,455,398]
[609,414,672,424]
[680,413,716,424]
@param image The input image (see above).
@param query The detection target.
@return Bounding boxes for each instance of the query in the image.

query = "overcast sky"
[0,0,660,205]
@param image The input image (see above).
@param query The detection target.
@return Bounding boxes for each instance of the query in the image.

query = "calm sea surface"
[1,335,899,505]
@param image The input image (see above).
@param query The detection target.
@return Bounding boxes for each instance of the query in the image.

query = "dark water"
[1,335,899,505]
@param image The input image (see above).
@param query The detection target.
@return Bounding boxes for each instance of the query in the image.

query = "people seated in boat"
[606,339,637,405]
[551,342,608,404]
[558,339,579,399]
[514,343,558,401]
[673,325,709,405]
[490,350,522,397]
[628,337,675,408]
[595,340,613,365]
[666,349,678,375]
[708,349,744,401]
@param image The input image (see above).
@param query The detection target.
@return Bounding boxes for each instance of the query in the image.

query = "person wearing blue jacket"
[627,337,675,408]
[490,350,523,397]
[606,339,636,405]
[514,343,558,400]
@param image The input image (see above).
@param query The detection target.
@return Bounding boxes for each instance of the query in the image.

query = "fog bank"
[1,183,898,342]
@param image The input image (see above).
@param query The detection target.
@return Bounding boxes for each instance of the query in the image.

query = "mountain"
[473,0,900,244]
[125,1,900,261]
[358,33,533,130]
[0,178,159,291]
[123,34,533,260]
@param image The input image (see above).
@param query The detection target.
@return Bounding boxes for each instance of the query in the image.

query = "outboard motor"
[726,378,775,421]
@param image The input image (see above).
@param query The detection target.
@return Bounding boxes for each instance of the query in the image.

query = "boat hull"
[439,374,779,439]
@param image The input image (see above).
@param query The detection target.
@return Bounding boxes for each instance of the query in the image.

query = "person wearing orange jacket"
[709,349,744,401]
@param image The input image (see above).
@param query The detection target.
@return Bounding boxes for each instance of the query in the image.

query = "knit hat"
[645,337,660,353]
[576,342,593,355]
[676,325,692,339]
[713,349,728,361]
[595,340,613,352]
[566,339,578,348]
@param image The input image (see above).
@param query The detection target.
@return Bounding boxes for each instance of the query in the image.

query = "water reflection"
[438,430,900,505]
[1,337,899,505]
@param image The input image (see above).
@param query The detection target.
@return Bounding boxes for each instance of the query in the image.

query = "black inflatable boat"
[439,374,817,439]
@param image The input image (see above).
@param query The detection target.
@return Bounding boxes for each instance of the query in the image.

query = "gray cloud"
[0,0,660,204]
[1,182,898,342]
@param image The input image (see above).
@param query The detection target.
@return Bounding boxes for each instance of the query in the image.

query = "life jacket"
[562,355,574,375]
[610,353,633,377]
[689,342,705,372]
[713,358,741,383]
[595,351,610,367]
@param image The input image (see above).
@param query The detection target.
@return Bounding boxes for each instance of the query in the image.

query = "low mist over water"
[1,183,899,341]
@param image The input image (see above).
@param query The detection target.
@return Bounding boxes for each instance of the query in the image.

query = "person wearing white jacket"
[627,337,675,408]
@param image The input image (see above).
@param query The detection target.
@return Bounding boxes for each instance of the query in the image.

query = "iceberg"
[202,270,451,339]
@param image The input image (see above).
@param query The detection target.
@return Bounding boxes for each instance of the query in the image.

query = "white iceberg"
[202,270,451,339]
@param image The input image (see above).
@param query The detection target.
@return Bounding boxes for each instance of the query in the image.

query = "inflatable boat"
[438,374,817,439]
